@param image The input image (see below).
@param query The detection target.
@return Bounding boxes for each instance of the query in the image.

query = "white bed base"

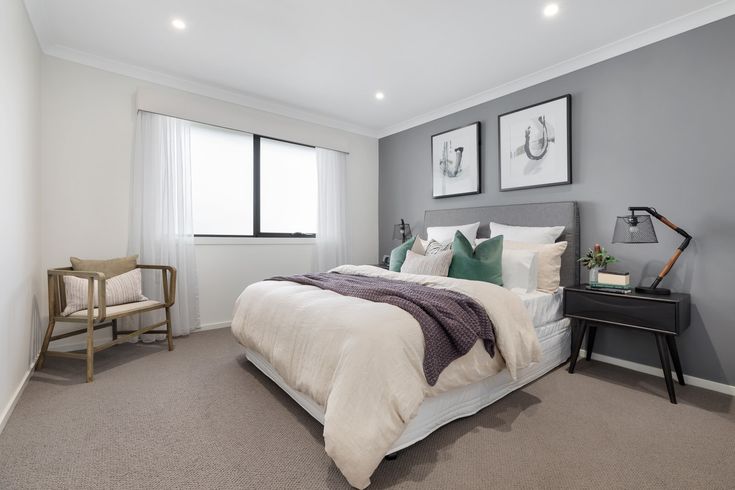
[245,317,571,454]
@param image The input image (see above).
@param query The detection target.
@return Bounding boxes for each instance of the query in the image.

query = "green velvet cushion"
[448,232,503,285]
[389,237,416,272]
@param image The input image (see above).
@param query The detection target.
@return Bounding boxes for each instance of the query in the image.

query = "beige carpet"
[1,328,733,489]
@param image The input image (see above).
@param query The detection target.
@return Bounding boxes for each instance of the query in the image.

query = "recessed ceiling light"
[171,18,187,30]
[375,92,385,100]
[543,3,559,17]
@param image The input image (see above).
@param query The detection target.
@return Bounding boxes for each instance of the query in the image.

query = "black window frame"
[194,132,317,239]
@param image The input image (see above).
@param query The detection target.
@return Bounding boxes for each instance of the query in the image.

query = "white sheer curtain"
[314,148,349,271]
[128,111,200,336]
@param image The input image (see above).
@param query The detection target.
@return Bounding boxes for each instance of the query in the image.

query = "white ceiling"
[24,0,735,137]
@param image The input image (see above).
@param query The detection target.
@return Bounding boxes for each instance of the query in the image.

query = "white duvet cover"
[230,265,542,488]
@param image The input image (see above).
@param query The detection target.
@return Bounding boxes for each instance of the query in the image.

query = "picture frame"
[498,94,571,191]
[431,122,481,198]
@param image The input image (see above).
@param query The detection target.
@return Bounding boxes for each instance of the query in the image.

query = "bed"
[232,201,579,488]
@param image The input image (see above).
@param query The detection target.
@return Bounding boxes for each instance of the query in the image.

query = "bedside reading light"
[612,206,692,295]
[392,219,412,244]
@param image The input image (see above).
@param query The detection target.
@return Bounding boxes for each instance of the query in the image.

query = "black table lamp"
[612,206,692,295]
[393,219,412,243]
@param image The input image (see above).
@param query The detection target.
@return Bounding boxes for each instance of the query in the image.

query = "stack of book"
[588,271,632,294]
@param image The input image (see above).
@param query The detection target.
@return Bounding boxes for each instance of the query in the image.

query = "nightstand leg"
[568,320,587,374]
[665,336,685,385]
[585,326,597,361]
[655,334,677,404]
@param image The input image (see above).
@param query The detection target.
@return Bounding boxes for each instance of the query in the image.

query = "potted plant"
[579,243,618,283]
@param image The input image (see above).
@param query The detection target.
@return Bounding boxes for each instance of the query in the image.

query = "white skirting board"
[0,361,36,436]
[579,349,735,396]
[197,321,231,332]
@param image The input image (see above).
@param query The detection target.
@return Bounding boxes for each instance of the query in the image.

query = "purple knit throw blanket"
[267,272,495,386]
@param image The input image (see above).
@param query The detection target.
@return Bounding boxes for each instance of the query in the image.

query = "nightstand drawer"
[564,289,678,333]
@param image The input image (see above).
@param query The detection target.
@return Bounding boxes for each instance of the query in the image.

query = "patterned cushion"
[400,250,452,277]
[62,268,148,316]
[424,240,452,256]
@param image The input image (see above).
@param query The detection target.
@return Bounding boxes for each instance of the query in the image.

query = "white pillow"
[62,268,148,316]
[490,222,565,244]
[502,249,538,293]
[400,250,452,277]
[426,222,480,244]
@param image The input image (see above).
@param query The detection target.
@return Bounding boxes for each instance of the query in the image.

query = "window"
[259,138,317,235]
[191,124,254,236]
[190,123,318,237]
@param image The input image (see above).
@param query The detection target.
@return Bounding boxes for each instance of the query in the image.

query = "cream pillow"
[62,268,148,316]
[426,222,480,244]
[490,222,565,244]
[400,250,452,277]
[503,240,568,293]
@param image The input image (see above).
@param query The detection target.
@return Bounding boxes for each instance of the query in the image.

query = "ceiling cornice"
[41,44,381,138]
[377,0,735,138]
[27,0,735,141]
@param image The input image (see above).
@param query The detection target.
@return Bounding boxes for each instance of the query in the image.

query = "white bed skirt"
[245,317,571,454]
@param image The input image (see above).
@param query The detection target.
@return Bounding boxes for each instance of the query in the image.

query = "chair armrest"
[48,269,107,322]
[136,264,174,272]
[48,269,106,280]
[136,264,176,307]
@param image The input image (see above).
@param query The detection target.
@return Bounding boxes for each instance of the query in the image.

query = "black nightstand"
[563,285,691,403]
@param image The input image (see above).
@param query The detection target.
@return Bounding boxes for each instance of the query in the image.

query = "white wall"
[40,56,379,337]
[0,0,42,429]
[195,238,319,327]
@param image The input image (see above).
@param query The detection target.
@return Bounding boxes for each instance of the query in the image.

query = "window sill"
[194,236,316,246]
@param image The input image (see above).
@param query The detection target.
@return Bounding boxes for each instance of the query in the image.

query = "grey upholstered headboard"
[424,201,580,287]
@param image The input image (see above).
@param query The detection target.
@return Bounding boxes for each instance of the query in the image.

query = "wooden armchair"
[36,264,176,382]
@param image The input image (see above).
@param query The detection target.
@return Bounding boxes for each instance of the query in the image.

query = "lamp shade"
[612,214,658,243]
[392,220,412,242]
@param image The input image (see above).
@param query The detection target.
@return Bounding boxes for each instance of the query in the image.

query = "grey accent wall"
[379,16,735,385]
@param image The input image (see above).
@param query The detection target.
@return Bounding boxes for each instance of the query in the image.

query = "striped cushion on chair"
[62,268,148,316]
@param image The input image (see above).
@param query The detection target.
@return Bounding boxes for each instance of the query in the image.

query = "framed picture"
[431,122,480,198]
[498,94,571,191]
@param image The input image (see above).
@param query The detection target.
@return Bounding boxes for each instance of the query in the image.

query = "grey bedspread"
[267,272,495,385]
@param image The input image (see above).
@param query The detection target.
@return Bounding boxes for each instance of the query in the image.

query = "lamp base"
[635,286,671,295]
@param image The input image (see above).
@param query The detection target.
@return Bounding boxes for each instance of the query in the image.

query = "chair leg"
[112,319,118,340]
[35,319,56,371]
[86,318,95,383]
[165,307,174,351]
